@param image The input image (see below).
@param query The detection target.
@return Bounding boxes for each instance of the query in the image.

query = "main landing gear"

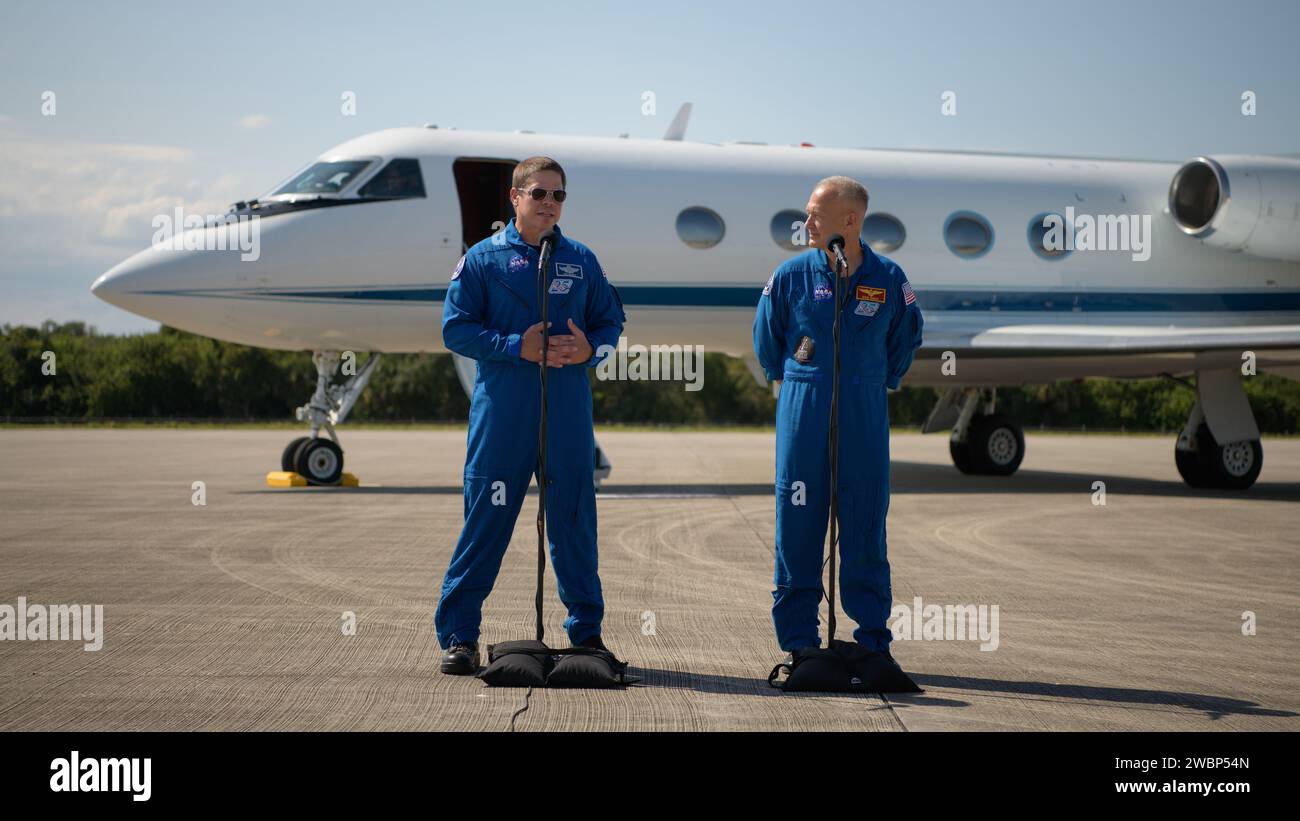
[936,388,1027,476]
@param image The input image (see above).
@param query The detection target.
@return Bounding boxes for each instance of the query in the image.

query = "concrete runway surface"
[1,428,1297,731]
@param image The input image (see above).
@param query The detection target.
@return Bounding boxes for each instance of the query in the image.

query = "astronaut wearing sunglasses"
[435,155,626,674]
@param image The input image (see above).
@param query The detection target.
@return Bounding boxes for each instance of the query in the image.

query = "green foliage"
[2,322,1298,432]
[590,352,773,424]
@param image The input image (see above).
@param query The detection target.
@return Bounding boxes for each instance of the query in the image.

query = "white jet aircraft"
[92,106,1300,490]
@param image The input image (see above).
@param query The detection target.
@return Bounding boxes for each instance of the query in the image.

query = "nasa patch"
[548,278,572,295]
[813,282,833,302]
[508,254,529,272]
[555,262,583,279]
[855,300,880,317]
[451,255,464,281]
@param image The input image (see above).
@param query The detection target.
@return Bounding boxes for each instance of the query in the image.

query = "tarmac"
[1,427,1297,731]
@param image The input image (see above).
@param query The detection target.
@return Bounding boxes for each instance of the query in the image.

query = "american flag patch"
[902,280,916,305]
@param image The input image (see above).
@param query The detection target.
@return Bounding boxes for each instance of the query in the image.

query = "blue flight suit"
[753,240,924,653]
[435,219,625,649]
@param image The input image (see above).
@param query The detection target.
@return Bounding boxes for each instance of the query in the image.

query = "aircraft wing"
[923,323,1300,356]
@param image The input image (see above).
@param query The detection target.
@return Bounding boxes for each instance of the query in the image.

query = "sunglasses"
[520,186,567,203]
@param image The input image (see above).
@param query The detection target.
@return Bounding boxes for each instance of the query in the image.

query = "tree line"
[2,322,1298,432]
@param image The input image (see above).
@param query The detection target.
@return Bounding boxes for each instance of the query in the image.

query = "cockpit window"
[233,157,425,218]
[358,158,426,199]
[270,160,373,197]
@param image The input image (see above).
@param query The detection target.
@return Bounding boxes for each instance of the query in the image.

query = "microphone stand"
[828,246,844,644]
[535,234,555,644]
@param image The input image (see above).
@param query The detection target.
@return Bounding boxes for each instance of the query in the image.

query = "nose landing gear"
[281,435,345,485]
[274,351,380,486]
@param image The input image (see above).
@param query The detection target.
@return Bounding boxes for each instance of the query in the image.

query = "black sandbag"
[769,639,921,693]
[546,648,638,688]
[478,640,553,687]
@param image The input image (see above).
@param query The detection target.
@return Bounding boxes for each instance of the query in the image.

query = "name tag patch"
[555,262,584,278]
[548,278,573,295]
[857,285,886,303]
[855,300,880,317]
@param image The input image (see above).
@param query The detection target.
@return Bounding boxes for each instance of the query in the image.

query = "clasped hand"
[519,318,592,367]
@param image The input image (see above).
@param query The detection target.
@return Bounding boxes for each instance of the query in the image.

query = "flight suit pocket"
[792,286,831,335]
[847,295,891,371]
[544,277,583,329]
[849,296,886,333]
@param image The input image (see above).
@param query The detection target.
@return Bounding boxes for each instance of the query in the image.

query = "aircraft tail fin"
[663,103,692,141]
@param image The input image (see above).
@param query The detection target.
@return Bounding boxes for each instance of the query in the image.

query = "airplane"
[90,105,1300,491]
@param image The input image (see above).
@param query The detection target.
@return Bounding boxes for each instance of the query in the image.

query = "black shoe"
[441,641,479,675]
[782,645,815,665]
[575,635,608,653]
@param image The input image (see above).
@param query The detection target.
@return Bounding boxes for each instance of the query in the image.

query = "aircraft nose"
[90,264,125,302]
[93,216,266,318]
[90,246,165,314]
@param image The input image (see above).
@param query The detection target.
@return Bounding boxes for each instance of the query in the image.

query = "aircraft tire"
[1193,423,1262,490]
[294,437,344,486]
[949,438,978,474]
[968,414,1025,476]
[282,436,312,473]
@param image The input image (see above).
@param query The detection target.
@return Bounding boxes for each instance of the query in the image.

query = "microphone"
[537,229,557,345]
[538,230,557,265]
[826,234,849,274]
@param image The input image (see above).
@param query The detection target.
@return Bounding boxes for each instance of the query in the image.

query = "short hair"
[513,156,567,190]
[815,175,869,212]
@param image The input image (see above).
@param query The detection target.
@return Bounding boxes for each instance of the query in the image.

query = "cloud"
[0,119,249,327]
[238,114,271,129]
[0,120,244,255]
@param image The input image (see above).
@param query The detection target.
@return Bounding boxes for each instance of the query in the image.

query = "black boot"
[575,635,609,653]
[783,645,817,665]
[441,641,480,675]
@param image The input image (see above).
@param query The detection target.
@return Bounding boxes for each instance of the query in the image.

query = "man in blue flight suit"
[753,176,924,665]
[436,156,626,675]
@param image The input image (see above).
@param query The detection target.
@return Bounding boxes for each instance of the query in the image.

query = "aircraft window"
[271,160,373,196]
[770,210,808,251]
[944,211,994,258]
[676,206,725,249]
[358,158,427,199]
[861,213,906,253]
[1028,212,1071,259]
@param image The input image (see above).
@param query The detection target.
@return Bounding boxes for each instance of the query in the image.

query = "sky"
[2,0,1298,333]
